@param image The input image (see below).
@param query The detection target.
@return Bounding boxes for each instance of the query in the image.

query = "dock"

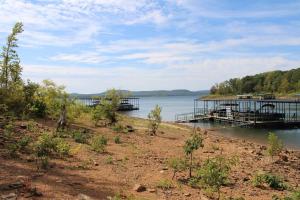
[76,97,139,111]
[175,97,300,128]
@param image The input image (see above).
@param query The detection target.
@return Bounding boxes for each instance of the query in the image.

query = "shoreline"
[136,115,300,151]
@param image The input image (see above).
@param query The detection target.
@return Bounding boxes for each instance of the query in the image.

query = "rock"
[260,145,267,150]
[1,193,17,200]
[162,167,168,170]
[184,193,191,197]
[280,154,289,162]
[133,184,146,192]
[147,188,156,193]
[0,182,24,191]
[25,188,43,198]
[77,193,94,200]
[20,124,27,129]
[243,177,250,182]
[160,170,164,174]
[126,125,134,132]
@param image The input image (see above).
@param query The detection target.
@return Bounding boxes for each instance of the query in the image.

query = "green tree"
[0,22,24,114]
[92,89,122,126]
[34,80,68,119]
[147,105,162,135]
[184,132,204,178]
[0,22,23,89]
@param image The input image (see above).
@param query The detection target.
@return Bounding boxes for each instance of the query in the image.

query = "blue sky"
[1,0,300,93]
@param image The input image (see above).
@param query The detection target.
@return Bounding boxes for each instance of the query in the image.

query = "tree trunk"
[189,153,193,178]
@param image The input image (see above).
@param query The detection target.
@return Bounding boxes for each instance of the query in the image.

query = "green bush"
[91,135,108,153]
[18,135,32,151]
[7,143,19,157]
[112,123,124,132]
[72,131,89,144]
[156,179,173,190]
[27,120,38,133]
[4,122,14,139]
[267,132,283,159]
[54,138,70,156]
[168,157,187,180]
[195,156,237,199]
[105,156,113,164]
[147,105,162,135]
[114,135,121,144]
[252,172,288,190]
[35,133,57,157]
[39,156,50,170]
[272,190,300,200]
[35,133,70,157]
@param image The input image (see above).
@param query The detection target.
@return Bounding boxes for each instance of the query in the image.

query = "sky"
[1,0,300,93]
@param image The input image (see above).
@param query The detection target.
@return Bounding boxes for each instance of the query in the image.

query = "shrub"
[272,190,300,200]
[156,179,173,190]
[35,133,57,158]
[18,135,32,151]
[112,123,124,132]
[72,131,89,144]
[168,157,188,180]
[92,89,122,126]
[147,105,162,135]
[27,120,38,133]
[267,132,283,159]
[4,122,14,139]
[54,138,70,156]
[91,135,108,153]
[105,156,113,164]
[195,156,237,199]
[114,135,121,144]
[184,132,204,178]
[252,172,288,190]
[39,156,50,170]
[92,104,104,126]
[7,143,19,157]
[35,132,70,157]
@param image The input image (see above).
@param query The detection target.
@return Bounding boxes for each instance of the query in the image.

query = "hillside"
[210,68,300,95]
[71,89,209,98]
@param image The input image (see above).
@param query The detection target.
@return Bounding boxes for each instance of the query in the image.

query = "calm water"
[125,96,300,149]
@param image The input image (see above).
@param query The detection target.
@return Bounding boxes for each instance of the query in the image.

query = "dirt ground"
[0,115,299,200]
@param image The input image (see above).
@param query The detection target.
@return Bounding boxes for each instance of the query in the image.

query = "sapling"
[184,132,204,178]
[147,105,162,135]
[267,132,283,160]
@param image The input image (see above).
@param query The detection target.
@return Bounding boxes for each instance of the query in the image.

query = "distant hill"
[71,89,209,98]
[210,68,300,95]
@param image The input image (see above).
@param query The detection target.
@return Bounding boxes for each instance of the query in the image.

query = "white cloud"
[23,56,300,93]
[0,0,170,47]
[50,52,107,63]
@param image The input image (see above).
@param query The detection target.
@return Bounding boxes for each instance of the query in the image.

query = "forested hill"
[71,89,209,98]
[210,68,300,95]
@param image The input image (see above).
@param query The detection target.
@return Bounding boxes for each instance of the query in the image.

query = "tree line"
[210,68,300,95]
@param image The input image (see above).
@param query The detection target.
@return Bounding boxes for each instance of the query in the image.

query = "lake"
[124,96,300,149]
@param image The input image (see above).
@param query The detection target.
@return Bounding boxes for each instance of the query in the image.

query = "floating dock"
[76,97,139,111]
[175,97,300,128]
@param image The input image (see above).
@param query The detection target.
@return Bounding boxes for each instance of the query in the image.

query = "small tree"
[147,105,162,135]
[184,133,204,178]
[196,156,237,200]
[267,132,283,160]
[168,157,188,180]
[92,89,122,126]
[0,22,23,90]
[0,22,25,114]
